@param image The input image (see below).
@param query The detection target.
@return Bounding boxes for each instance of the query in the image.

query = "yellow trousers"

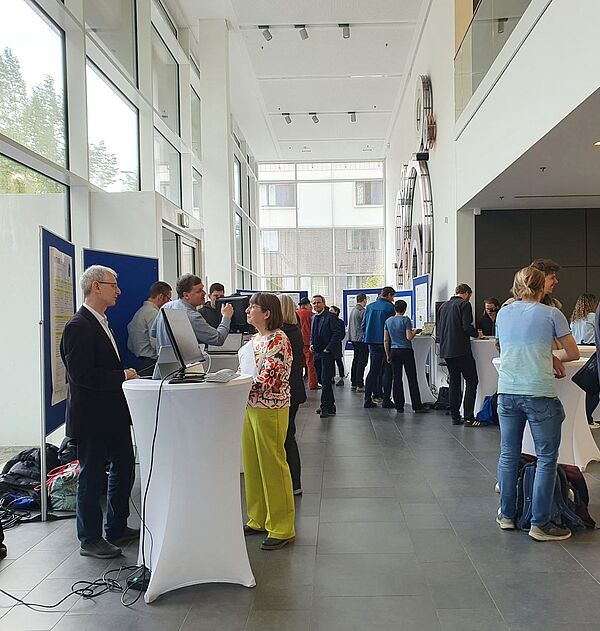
[242,406,295,540]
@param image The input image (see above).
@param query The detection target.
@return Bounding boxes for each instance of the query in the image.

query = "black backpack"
[432,386,450,411]
[515,461,587,532]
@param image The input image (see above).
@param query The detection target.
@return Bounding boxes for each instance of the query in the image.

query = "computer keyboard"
[204,369,239,383]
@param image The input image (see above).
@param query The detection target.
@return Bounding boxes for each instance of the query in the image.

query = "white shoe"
[589,422,600,430]
[496,509,515,530]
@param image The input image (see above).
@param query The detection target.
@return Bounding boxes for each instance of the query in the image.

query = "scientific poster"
[415,281,428,328]
[49,246,73,405]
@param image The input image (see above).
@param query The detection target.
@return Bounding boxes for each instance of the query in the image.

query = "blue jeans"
[365,344,386,402]
[497,394,565,527]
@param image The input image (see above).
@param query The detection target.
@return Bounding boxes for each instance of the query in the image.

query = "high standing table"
[471,338,500,415]
[407,335,436,404]
[123,375,255,603]
[492,358,600,471]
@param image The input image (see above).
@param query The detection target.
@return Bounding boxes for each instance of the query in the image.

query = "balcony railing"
[455,0,533,119]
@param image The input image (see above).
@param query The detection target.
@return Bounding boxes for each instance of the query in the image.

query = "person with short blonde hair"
[278,293,306,494]
[495,266,580,541]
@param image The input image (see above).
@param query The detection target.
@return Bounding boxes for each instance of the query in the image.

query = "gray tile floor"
[2,387,600,630]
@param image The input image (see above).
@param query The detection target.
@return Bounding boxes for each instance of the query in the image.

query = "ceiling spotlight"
[339,23,350,39]
[283,113,292,124]
[295,25,309,40]
[310,112,319,124]
[595,141,600,146]
[349,111,357,123]
[259,25,272,41]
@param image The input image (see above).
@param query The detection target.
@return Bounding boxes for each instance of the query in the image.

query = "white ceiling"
[178,0,424,160]
[463,86,600,210]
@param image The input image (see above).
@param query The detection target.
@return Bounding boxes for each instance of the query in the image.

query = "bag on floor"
[515,461,586,532]
[0,444,60,507]
[475,394,499,425]
[46,461,80,512]
[432,386,450,411]
[561,464,596,528]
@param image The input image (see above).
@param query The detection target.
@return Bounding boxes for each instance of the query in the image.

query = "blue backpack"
[475,393,498,425]
[515,462,585,532]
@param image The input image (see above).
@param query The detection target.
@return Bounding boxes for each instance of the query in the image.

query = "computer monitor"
[214,294,253,333]
[160,308,205,376]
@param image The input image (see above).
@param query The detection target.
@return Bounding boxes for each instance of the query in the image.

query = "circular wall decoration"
[395,75,436,289]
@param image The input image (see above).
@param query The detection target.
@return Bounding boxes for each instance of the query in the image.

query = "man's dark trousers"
[315,352,336,412]
[445,354,479,421]
[76,425,135,545]
[350,341,369,388]
[365,344,387,403]
[390,348,423,410]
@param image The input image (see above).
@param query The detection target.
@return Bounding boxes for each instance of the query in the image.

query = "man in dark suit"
[61,265,139,559]
[437,283,480,426]
[310,295,344,419]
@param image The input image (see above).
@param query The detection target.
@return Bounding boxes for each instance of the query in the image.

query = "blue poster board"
[41,228,76,435]
[83,249,159,370]
[412,274,431,328]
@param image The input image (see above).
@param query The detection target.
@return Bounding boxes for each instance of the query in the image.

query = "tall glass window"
[191,88,201,158]
[83,0,136,79]
[86,63,139,192]
[192,168,202,221]
[0,0,66,165]
[151,26,179,135]
[234,212,243,264]
[259,161,384,306]
[154,130,181,206]
[233,157,242,207]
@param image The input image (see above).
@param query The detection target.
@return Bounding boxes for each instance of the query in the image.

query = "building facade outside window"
[258,162,385,306]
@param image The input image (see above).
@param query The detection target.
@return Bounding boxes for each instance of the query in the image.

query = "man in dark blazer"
[60,265,138,559]
[437,283,480,426]
[310,295,344,418]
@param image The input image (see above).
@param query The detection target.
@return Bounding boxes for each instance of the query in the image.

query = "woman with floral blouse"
[242,292,295,550]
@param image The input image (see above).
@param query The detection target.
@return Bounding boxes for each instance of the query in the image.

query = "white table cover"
[407,336,436,404]
[123,375,255,603]
[492,358,600,471]
[471,338,500,415]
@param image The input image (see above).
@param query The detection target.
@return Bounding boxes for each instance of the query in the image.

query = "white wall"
[386,0,459,303]
[455,0,600,209]
[0,194,67,445]
[193,19,234,290]
[90,191,162,259]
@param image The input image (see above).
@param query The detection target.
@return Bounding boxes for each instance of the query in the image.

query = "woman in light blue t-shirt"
[495,266,579,542]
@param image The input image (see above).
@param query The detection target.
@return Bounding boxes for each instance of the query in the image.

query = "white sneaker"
[589,422,600,430]
[496,510,515,530]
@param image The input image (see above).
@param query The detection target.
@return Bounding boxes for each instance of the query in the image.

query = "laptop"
[207,332,244,354]
[420,322,435,336]
[152,345,205,379]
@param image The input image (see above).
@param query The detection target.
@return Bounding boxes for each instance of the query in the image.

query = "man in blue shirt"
[153,274,233,349]
[362,287,396,408]
[384,300,428,413]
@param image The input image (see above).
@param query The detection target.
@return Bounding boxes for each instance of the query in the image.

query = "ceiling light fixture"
[259,25,272,41]
[595,141,600,146]
[295,25,309,40]
[339,23,350,39]
[349,111,357,122]
[310,112,319,124]
[283,113,292,124]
